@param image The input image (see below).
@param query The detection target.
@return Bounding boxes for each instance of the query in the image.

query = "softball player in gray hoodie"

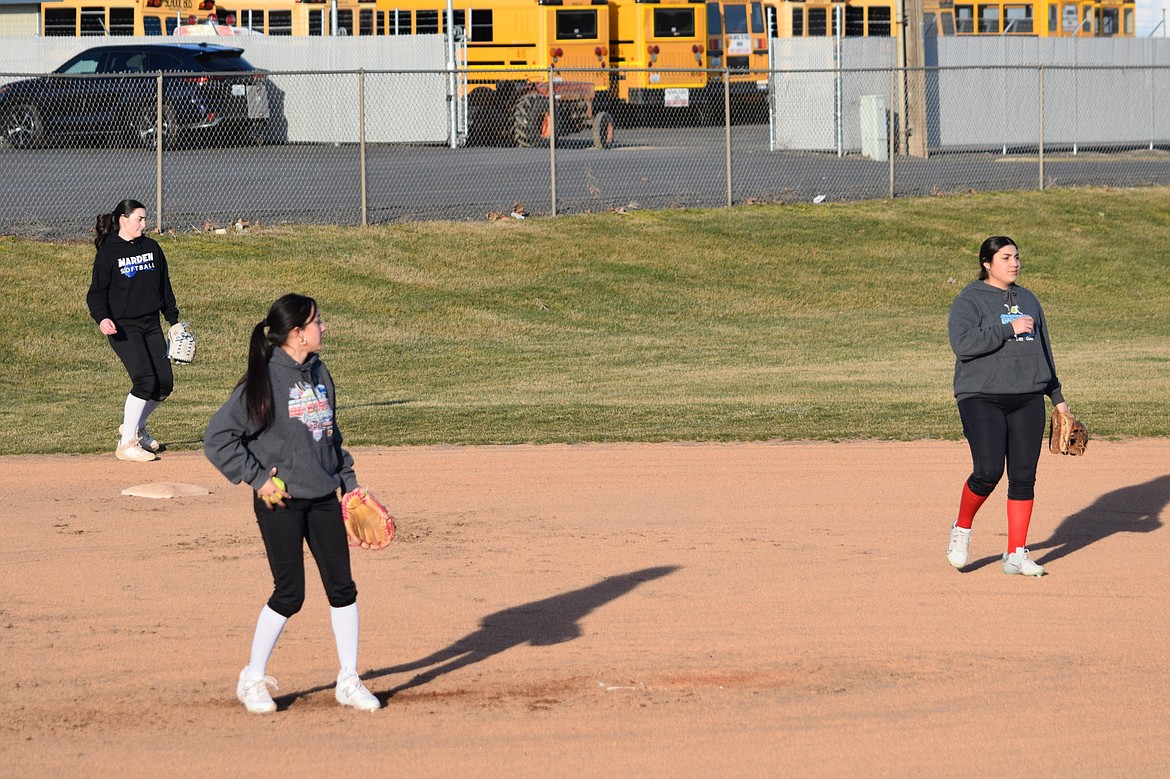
[945,236,1072,577]
[205,293,381,713]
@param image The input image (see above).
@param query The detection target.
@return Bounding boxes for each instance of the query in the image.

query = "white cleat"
[336,671,381,711]
[237,669,278,714]
[946,522,972,569]
[1002,547,1046,577]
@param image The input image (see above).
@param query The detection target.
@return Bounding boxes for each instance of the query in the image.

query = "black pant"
[253,492,357,618]
[108,314,173,402]
[957,393,1046,501]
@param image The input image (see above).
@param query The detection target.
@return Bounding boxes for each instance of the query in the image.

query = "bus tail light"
[549,47,563,62]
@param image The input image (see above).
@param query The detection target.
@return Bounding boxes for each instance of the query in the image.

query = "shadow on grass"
[274,565,679,709]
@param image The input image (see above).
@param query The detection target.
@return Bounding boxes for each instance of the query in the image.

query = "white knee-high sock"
[245,605,288,679]
[138,399,162,431]
[330,603,360,676]
[121,394,148,445]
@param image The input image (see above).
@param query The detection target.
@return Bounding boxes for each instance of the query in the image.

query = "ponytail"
[241,294,318,429]
[93,198,147,250]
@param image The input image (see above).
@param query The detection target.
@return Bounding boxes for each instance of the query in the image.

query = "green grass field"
[3,187,1168,455]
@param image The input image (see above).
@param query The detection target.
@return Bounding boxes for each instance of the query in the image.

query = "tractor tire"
[512,92,552,148]
[592,110,615,150]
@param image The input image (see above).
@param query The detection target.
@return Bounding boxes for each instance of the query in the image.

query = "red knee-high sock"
[955,483,989,529]
[1006,499,1034,552]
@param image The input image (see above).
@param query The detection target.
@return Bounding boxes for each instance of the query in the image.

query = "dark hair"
[94,199,146,250]
[243,294,318,428]
[977,236,1017,280]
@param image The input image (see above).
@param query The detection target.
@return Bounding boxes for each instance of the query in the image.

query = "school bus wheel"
[592,110,614,150]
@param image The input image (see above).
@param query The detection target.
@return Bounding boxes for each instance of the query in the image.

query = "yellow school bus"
[606,0,708,109]
[701,0,768,116]
[923,0,1134,36]
[766,0,896,38]
[373,0,615,146]
[209,0,333,35]
[40,0,216,35]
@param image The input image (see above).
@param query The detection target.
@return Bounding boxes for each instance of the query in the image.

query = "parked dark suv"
[0,43,270,149]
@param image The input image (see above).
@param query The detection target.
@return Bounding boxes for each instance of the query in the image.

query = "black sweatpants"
[108,314,173,402]
[957,392,1046,501]
[253,492,357,618]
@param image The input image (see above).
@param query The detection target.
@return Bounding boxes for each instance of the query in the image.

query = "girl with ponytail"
[204,294,381,714]
[86,199,184,462]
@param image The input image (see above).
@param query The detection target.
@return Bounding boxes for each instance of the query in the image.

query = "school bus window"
[940,10,955,33]
[869,6,892,35]
[751,1,764,33]
[977,4,998,32]
[653,8,695,37]
[144,15,162,35]
[111,7,134,33]
[307,8,324,34]
[359,8,375,34]
[1123,7,1133,35]
[470,9,492,42]
[79,7,106,35]
[241,10,265,30]
[44,8,74,35]
[447,9,466,33]
[387,9,410,33]
[706,2,722,35]
[555,9,597,39]
[954,4,973,31]
[1096,6,1119,34]
[791,7,804,36]
[416,9,439,33]
[374,10,385,33]
[270,10,292,34]
[337,9,354,34]
[724,4,748,33]
[1004,5,1032,32]
[845,5,864,35]
[807,6,826,35]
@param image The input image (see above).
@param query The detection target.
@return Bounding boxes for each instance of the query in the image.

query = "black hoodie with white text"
[86,233,179,325]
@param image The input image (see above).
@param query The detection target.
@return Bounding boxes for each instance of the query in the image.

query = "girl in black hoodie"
[86,199,182,462]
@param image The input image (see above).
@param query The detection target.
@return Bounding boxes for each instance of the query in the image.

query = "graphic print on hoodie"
[289,381,335,442]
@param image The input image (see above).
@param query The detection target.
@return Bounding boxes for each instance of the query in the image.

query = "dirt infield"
[4,440,1170,777]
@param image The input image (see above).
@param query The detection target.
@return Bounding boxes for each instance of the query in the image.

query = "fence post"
[155,72,163,231]
[888,67,895,199]
[1038,65,1044,192]
[549,67,557,217]
[359,69,367,227]
[724,67,732,208]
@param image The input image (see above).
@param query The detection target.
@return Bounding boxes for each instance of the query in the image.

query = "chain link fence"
[2,63,1168,239]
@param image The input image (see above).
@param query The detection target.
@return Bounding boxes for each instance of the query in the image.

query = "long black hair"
[93,199,146,250]
[977,236,1017,280]
[242,294,318,428]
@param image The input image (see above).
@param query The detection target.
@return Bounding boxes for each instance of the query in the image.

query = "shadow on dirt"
[960,474,1170,572]
[275,565,679,707]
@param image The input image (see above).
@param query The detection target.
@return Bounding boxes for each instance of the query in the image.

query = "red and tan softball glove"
[341,488,396,550]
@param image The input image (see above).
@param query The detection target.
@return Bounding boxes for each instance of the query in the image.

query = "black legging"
[957,393,1046,501]
[253,492,357,618]
[108,314,173,401]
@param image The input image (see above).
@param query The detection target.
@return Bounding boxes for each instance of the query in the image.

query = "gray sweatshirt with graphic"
[948,280,1064,405]
[204,349,358,498]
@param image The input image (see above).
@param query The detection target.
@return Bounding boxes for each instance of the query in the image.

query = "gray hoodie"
[204,348,357,498]
[948,280,1064,405]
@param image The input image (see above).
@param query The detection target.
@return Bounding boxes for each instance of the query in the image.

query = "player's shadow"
[272,565,678,709]
[962,474,1170,572]
[370,565,678,696]
[1029,474,1169,566]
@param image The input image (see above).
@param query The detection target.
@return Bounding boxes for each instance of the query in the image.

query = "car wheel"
[135,104,175,150]
[4,102,45,150]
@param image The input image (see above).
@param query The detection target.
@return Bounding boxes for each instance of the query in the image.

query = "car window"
[57,52,105,74]
[146,52,185,72]
[107,51,146,73]
[192,51,256,72]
